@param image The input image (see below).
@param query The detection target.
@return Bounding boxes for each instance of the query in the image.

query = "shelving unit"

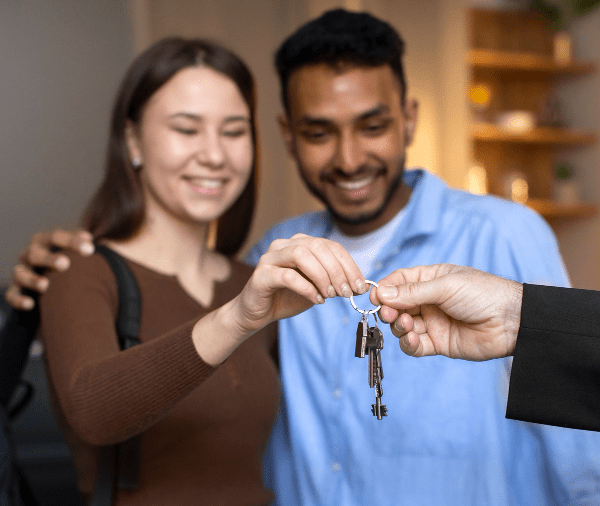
[468,8,598,220]
[468,49,595,75]
[470,124,596,145]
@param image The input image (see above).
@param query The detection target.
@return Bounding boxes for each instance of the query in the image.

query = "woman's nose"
[197,130,225,168]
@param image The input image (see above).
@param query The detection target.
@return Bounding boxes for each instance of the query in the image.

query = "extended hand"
[370,264,523,361]
[232,234,366,333]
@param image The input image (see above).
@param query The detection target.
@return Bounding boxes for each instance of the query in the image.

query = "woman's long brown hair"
[82,38,258,256]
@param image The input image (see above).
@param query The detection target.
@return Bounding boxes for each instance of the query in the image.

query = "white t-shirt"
[328,208,406,276]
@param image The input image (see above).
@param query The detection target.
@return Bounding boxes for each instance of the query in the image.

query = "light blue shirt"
[247,169,600,505]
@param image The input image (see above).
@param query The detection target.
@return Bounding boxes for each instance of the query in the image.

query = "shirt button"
[333,389,341,398]
[342,316,349,326]
[332,462,341,472]
[374,261,382,271]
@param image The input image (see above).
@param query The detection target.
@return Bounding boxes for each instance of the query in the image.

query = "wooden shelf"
[526,198,598,219]
[468,49,595,75]
[468,8,597,226]
[471,123,597,145]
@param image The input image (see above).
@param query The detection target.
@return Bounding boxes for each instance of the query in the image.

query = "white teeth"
[335,176,374,191]
[187,178,224,189]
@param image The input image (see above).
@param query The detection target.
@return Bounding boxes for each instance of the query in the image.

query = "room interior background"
[1,0,599,289]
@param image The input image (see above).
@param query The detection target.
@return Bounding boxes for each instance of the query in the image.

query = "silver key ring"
[350,279,382,315]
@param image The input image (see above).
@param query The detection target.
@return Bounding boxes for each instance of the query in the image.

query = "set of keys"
[350,280,387,420]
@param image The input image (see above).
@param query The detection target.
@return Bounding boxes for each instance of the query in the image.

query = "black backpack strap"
[95,245,141,349]
[0,292,40,410]
[1,401,39,506]
[91,246,142,506]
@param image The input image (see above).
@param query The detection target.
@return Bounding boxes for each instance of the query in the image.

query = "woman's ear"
[125,120,143,167]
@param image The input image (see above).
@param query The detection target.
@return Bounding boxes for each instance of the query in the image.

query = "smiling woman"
[124,65,253,232]
[26,37,366,506]
[83,39,258,257]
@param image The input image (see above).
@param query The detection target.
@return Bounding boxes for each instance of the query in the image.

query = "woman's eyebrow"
[223,115,250,123]
[168,112,249,123]
[169,112,202,120]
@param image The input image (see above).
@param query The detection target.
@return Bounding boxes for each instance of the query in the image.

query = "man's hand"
[5,229,95,310]
[370,264,523,361]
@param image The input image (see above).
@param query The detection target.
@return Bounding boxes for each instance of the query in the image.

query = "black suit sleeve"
[506,283,600,432]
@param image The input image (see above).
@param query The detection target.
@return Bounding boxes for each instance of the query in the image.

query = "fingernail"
[327,285,336,298]
[37,278,49,291]
[341,283,352,298]
[316,294,325,305]
[22,298,34,311]
[394,319,404,333]
[378,285,398,299]
[55,257,70,271]
[355,279,366,294]
[80,243,94,255]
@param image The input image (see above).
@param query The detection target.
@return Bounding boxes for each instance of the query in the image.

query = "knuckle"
[4,286,17,303]
[291,245,312,263]
[280,268,297,286]
[268,239,284,251]
[406,282,421,301]
[255,255,271,270]
[13,264,23,277]
[50,229,65,244]
[305,237,323,251]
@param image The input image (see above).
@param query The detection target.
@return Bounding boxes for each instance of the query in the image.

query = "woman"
[26,37,365,505]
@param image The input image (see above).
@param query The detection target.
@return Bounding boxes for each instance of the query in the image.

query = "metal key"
[355,315,368,358]
[365,324,387,419]
[349,280,388,419]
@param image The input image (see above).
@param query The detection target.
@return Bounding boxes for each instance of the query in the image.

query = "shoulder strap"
[95,245,141,350]
[0,292,40,410]
[91,246,142,506]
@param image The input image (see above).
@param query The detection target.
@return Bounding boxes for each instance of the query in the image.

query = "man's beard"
[298,159,405,227]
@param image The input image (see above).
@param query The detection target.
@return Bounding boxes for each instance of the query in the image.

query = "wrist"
[504,280,523,356]
[191,298,255,366]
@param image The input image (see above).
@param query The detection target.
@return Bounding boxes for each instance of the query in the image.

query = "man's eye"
[363,122,388,135]
[301,130,329,142]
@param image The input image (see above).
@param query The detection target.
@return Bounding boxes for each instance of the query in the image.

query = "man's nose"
[334,131,365,174]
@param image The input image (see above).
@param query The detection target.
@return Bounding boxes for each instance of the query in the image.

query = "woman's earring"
[132,158,142,169]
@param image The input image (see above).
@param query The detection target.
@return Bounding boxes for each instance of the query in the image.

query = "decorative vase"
[465,165,488,195]
[553,31,572,65]
[503,170,529,205]
[554,180,579,203]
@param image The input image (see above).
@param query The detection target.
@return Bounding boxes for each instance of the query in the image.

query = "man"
[371,263,600,433]
[8,8,600,506]
[245,9,600,506]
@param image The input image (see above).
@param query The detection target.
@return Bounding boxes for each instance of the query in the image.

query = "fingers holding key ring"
[350,280,382,315]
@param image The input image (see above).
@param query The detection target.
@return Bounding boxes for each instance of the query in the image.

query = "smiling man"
[280,62,414,235]
[246,8,600,506]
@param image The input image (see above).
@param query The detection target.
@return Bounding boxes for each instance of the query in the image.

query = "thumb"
[375,279,447,310]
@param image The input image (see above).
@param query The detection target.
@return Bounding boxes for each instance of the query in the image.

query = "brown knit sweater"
[39,251,280,505]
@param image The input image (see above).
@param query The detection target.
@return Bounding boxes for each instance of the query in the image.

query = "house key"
[351,280,387,419]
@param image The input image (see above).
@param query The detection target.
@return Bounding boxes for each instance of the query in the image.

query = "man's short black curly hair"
[275,8,407,112]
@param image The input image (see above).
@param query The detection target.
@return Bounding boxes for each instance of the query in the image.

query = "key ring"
[350,280,382,315]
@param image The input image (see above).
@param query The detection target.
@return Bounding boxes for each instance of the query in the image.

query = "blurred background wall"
[0,1,135,284]
[1,0,598,289]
